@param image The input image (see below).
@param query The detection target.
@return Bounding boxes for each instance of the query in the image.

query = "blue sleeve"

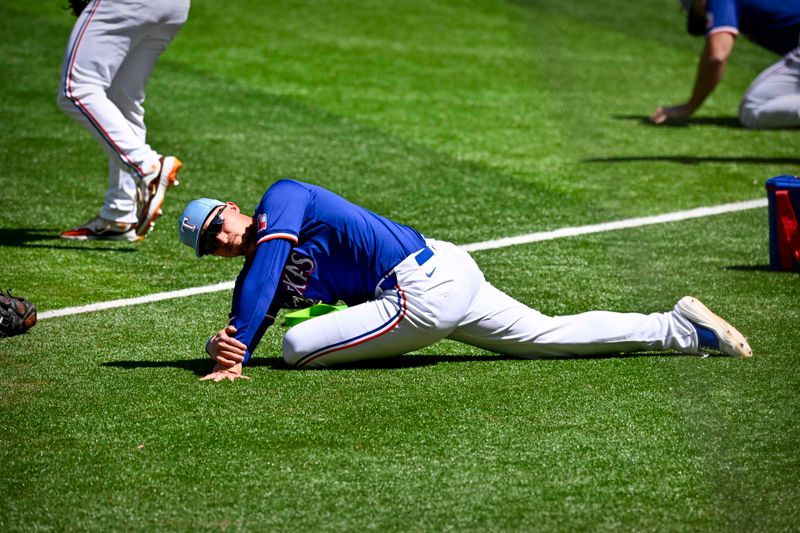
[706,0,740,34]
[229,238,293,363]
[255,179,311,245]
[229,180,312,363]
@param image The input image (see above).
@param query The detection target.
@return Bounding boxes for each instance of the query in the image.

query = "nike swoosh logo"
[425,267,437,278]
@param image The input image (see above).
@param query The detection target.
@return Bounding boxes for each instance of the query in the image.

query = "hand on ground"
[201,362,250,382]
[650,103,694,124]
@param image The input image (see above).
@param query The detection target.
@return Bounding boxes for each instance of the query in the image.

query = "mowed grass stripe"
[38,197,768,320]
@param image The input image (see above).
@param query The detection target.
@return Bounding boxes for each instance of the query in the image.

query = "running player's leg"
[100,155,138,224]
[109,1,188,142]
[101,11,188,223]
[448,282,697,357]
[739,48,800,129]
[57,1,162,178]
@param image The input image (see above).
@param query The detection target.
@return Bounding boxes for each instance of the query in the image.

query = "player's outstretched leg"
[448,283,751,358]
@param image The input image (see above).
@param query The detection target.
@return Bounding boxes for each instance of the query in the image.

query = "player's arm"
[651,31,736,124]
[204,324,247,366]
[204,180,311,379]
[205,238,293,368]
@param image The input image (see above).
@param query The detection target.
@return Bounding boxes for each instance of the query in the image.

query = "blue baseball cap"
[178,198,225,257]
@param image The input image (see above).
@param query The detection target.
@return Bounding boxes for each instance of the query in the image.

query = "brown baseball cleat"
[60,215,139,241]
[136,155,183,238]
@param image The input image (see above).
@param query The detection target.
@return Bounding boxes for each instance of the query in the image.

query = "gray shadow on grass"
[0,228,137,252]
[102,356,505,375]
[102,352,676,376]
[103,358,238,376]
[724,264,782,272]
[614,114,743,129]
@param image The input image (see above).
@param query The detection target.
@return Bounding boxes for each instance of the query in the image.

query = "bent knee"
[739,103,800,129]
[282,327,312,368]
[56,83,89,114]
[56,89,74,113]
[57,78,107,112]
[738,105,760,129]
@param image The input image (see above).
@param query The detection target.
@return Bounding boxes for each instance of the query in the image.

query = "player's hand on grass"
[650,103,694,124]
[201,362,250,382]
[206,325,247,367]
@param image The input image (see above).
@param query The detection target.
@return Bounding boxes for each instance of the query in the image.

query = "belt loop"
[377,271,398,294]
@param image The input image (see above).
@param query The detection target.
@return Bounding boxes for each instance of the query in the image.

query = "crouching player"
[177,179,752,382]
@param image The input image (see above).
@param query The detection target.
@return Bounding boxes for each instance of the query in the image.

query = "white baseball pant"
[57,0,190,223]
[282,240,699,368]
[740,44,800,129]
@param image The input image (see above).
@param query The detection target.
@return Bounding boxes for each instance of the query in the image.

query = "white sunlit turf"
[676,296,753,358]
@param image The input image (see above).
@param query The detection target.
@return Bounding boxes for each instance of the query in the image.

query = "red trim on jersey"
[257,233,299,245]
[708,26,739,36]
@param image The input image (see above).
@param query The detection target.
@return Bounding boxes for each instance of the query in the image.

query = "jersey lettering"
[282,252,317,296]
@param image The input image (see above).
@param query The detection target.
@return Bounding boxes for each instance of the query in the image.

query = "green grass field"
[1,0,799,530]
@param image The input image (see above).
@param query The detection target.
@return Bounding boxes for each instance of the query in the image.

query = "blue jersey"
[705,0,800,55]
[229,179,426,362]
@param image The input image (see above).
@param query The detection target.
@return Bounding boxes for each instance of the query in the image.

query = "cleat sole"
[136,156,183,237]
[677,296,753,358]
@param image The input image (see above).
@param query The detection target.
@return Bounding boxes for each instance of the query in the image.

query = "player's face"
[201,203,256,258]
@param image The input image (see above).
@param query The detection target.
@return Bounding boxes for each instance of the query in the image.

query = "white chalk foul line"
[460,198,767,252]
[38,197,767,321]
[38,281,235,320]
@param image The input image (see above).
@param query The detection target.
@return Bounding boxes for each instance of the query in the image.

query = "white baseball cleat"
[60,215,139,241]
[136,155,183,238]
[676,296,752,358]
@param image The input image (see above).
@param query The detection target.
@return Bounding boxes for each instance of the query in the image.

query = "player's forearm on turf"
[687,33,734,112]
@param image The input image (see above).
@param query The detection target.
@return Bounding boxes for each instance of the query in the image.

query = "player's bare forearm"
[687,32,733,110]
[651,31,735,124]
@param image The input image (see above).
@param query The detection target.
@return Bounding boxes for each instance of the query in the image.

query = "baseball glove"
[68,0,89,17]
[284,295,322,310]
[0,290,37,338]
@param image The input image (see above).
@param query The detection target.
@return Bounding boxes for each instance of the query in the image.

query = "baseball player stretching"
[178,180,752,382]
[58,0,190,241]
[652,0,800,128]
